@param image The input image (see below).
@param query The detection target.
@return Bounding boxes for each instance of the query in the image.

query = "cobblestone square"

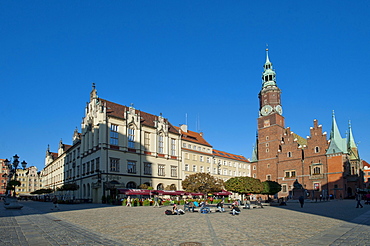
[1,200,370,245]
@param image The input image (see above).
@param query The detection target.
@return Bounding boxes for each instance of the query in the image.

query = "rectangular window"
[200,166,204,172]
[144,132,150,150]
[96,158,100,170]
[291,171,296,177]
[158,134,164,153]
[110,158,120,172]
[213,168,217,174]
[285,171,290,178]
[144,162,152,175]
[110,124,119,145]
[171,166,177,177]
[171,138,176,156]
[200,156,204,162]
[91,160,95,172]
[185,164,189,171]
[158,164,165,176]
[82,164,86,175]
[128,127,135,148]
[314,183,320,190]
[207,167,210,173]
[86,161,90,173]
[127,161,136,174]
[192,165,197,172]
[207,157,211,163]
[282,184,287,192]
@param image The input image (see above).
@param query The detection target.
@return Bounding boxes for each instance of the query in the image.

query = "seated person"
[188,201,195,212]
[172,204,184,215]
[216,201,225,212]
[184,200,190,211]
[231,204,241,215]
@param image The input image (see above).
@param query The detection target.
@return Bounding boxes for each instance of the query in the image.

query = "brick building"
[0,159,8,195]
[251,49,364,199]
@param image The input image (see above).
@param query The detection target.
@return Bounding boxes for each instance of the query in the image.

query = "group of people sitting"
[168,200,241,215]
[216,200,241,215]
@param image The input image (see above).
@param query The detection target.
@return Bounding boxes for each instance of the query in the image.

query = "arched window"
[287,152,292,157]
[157,183,164,190]
[126,181,137,189]
[315,146,320,153]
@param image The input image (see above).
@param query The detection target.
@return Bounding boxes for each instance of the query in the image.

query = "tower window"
[287,152,292,157]
[315,146,320,153]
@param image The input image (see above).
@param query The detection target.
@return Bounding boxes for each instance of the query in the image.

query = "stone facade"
[177,125,250,183]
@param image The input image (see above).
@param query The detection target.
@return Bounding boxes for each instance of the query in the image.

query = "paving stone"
[1,200,370,245]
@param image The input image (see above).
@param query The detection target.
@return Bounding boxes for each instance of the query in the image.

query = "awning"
[118,189,154,195]
[185,192,204,196]
[213,190,232,196]
[157,190,186,196]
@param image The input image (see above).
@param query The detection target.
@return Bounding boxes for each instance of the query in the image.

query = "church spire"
[326,111,347,154]
[347,120,359,159]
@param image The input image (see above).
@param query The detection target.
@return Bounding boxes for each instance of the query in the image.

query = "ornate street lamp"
[4,154,27,209]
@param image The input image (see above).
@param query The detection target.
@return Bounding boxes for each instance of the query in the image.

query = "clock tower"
[254,49,285,180]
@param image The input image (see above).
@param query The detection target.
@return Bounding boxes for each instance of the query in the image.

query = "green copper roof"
[347,121,359,159]
[251,139,258,162]
[262,49,277,88]
[326,111,347,154]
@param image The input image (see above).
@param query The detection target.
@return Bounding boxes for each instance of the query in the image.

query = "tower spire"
[262,48,276,88]
[347,120,359,159]
[326,111,347,154]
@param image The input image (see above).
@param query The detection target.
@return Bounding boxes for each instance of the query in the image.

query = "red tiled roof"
[101,99,179,135]
[213,149,250,163]
[51,152,58,159]
[64,144,72,151]
[362,160,370,168]
[175,126,212,147]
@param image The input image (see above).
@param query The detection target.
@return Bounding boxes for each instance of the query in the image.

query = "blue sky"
[1,1,369,171]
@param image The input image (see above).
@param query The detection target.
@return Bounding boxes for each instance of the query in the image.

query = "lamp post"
[4,154,27,209]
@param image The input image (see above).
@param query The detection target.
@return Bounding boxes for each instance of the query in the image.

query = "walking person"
[355,193,363,208]
[298,196,305,208]
[51,196,59,210]
[126,196,132,207]
[153,195,160,208]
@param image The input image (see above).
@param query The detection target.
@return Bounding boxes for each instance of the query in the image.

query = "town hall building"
[251,49,364,199]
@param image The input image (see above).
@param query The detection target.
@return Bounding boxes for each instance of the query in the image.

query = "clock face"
[275,105,283,115]
[261,105,273,116]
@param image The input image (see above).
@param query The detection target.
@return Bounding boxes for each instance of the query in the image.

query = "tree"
[261,181,282,198]
[224,177,264,197]
[57,183,79,191]
[139,183,149,189]
[30,188,54,194]
[182,173,224,195]
[165,184,177,191]
[7,180,21,196]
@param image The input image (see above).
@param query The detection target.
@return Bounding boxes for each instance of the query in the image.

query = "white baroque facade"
[43,85,251,203]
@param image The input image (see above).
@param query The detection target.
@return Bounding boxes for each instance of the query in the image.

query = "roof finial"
[265,44,271,64]
[92,82,95,90]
